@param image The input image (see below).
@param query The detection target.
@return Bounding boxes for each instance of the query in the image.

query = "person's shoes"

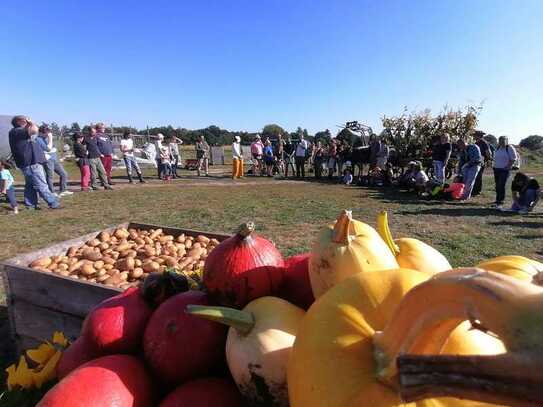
[129,180,134,184]
[518,208,529,215]
[91,186,99,190]
[105,186,114,190]
[139,179,146,184]
[59,191,74,197]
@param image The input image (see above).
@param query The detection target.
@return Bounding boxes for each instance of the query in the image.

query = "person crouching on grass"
[0,160,18,214]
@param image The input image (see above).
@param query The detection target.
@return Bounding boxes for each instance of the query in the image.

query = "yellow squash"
[309,210,398,298]
[377,211,451,275]
[288,268,504,407]
[476,255,543,282]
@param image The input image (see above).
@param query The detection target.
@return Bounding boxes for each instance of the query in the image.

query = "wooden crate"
[1,222,230,353]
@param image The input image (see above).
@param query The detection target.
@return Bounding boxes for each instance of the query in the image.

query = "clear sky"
[1,0,541,141]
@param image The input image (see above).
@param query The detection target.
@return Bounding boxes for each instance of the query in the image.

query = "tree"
[50,122,61,138]
[314,129,332,144]
[261,124,286,138]
[520,135,543,150]
[69,122,81,133]
[483,134,498,147]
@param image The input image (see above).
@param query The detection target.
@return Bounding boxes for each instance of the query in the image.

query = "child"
[0,160,18,214]
[160,145,172,181]
[72,132,91,191]
[342,167,353,185]
[413,162,429,195]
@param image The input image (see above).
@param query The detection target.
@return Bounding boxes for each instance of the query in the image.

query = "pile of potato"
[29,227,220,290]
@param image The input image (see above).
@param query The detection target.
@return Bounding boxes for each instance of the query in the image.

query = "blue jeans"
[461,164,481,200]
[512,189,538,211]
[433,160,445,182]
[5,185,17,208]
[44,157,68,193]
[123,156,141,176]
[21,164,60,208]
[493,168,510,205]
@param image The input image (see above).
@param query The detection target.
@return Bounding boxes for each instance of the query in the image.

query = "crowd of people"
[1,115,540,216]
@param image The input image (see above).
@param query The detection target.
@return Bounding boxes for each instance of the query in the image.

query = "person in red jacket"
[96,123,115,185]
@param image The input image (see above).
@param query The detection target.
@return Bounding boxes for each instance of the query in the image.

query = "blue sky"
[1,0,541,141]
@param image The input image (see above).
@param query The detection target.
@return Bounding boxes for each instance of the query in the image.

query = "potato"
[93,260,105,270]
[68,257,78,265]
[144,247,156,257]
[103,264,114,271]
[162,256,178,267]
[98,231,111,242]
[69,260,84,273]
[210,238,220,245]
[129,230,139,240]
[103,248,113,255]
[188,247,204,259]
[99,242,110,251]
[111,251,120,260]
[102,256,115,265]
[82,248,102,262]
[57,263,69,272]
[115,257,135,271]
[144,236,153,245]
[125,250,137,258]
[114,228,130,240]
[58,270,71,277]
[184,239,193,249]
[143,261,160,273]
[80,264,96,277]
[142,272,149,279]
[97,274,110,282]
[116,242,131,252]
[191,242,202,251]
[119,271,129,281]
[134,259,142,267]
[197,260,205,269]
[107,268,120,276]
[149,229,163,240]
[96,268,108,277]
[176,234,186,243]
[88,238,101,247]
[134,237,145,245]
[47,263,59,271]
[30,257,52,269]
[104,275,122,286]
[130,268,144,279]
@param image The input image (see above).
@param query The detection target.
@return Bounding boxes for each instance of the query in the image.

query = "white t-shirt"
[295,140,309,157]
[170,142,180,157]
[415,170,429,185]
[120,139,134,157]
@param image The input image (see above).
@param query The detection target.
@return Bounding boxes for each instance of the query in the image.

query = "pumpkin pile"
[11,211,543,406]
[28,228,220,289]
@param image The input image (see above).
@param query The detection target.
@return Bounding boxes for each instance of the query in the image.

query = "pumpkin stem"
[186,304,255,335]
[332,210,353,244]
[237,222,255,238]
[372,268,543,395]
[376,211,400,256]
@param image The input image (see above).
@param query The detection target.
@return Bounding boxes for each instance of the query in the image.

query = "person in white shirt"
[169,136,182,178]
[493,136,519,208]
[120,132,145,183]
[295,135,309,178]
[155,133,165,179]
[414,161,429,194]
[231,135,244,179]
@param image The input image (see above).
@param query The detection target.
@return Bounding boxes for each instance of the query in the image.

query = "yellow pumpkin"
[288,268,504,407]
[308,210,398,298]
[377,211,451,275]
[477,255,543,282]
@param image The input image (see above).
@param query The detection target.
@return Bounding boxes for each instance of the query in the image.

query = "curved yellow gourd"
[477,255,543,282]
[377,211,451,275]
[288,268,504,407]
[308,210,398,298]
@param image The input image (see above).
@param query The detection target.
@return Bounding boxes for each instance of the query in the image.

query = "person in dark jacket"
[8,115,59,209]
[472,132,492,196]
[457,138,482,201]
[72,132,91,191]
[96,123,114,184]
[86,126,112,190]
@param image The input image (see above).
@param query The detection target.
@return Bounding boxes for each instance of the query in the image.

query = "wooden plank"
[3,265,120,317]
[12,300,82,344]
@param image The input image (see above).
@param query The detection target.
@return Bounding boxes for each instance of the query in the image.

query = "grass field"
[1,155,542,372]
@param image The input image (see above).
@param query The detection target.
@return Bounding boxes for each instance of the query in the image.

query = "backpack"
[506,145,520,171]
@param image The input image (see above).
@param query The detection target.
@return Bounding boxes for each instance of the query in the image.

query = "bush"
[519,135,543,151]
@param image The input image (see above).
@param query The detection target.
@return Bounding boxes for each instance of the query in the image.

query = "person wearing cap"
[96,123,115,185]
[232,135,244,179]
[86,126,113,190]
[250,134,264,176]
[120,131,146,184]
[37,125,72,197]
[8,115,60,209]
[195,135,210,176]
[72,132,91,191]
